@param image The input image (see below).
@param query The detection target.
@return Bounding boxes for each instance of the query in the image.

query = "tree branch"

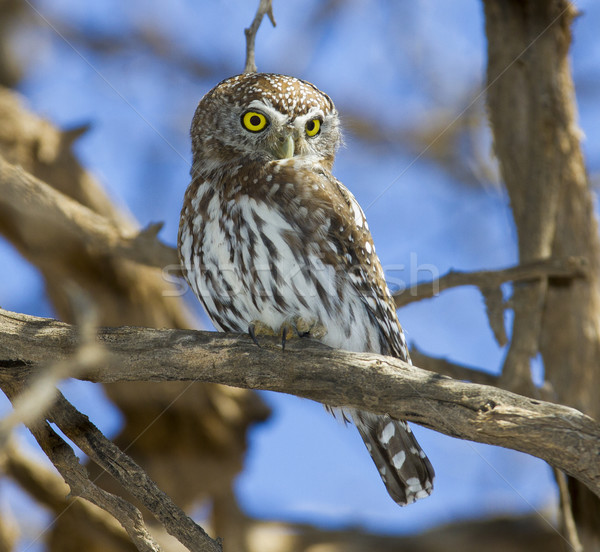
[0,291,105,450]
[244,0,276,73]
[49,392,222,552]
[2,404,163,552]
[393,257,588,308]
[408,347,500,386]
[1,363,222,552]
[0,441,137,549]
[0,155,178,270]
[1,308,598,499]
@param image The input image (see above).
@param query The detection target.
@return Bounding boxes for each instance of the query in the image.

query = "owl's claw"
[293,316,328,340]
[248,320,277,348]
[248,324,261,348]
[281,324,290,351]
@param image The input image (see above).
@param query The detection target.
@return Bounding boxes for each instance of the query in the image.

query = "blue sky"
[1,0,599,549]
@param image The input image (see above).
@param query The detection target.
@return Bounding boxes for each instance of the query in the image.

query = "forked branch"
[393,256,588,308]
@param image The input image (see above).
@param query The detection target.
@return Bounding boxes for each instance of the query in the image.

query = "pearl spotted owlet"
[178,73,435,506]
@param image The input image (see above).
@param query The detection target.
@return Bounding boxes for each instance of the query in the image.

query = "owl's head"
[190,73,341,177]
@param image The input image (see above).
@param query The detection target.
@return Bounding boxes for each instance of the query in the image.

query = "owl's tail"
[351,409,435,506]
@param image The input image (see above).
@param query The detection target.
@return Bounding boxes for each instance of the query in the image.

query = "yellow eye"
[242,111,269,132]
[305,118,321,137]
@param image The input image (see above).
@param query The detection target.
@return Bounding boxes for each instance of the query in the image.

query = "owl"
[178,73,434,506]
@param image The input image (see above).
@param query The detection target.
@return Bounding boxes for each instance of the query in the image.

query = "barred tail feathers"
[351,410,434,506]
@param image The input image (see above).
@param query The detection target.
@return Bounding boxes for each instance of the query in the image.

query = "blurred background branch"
[393,256,588,308]
[484,2,600,548]
[244,0,276,73]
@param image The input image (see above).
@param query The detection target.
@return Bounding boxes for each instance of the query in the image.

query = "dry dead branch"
[1,308,598,500]
[393,257,588,308]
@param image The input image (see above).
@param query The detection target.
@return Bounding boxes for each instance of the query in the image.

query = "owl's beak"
[272,134,295,159]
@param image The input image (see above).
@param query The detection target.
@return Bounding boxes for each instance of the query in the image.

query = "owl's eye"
[305,118,321,137]
[241,111,269,133]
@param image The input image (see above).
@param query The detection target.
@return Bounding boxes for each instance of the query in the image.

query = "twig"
[499,280,545,396]
[393,257,588,308]
[244,0,276,73]
[480,285,508,347]
[1,308,599,499]
[409,347,500,386]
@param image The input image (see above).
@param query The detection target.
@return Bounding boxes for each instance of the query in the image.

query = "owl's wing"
[272,161,435,507]
[322,174,435,506]
[265,160,409,361]
[326,175,410,362]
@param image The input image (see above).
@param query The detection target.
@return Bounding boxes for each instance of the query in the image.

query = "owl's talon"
[279,320,297,352]
[248,320,278,348]
[310,322,328,340]
[248,324,261,348]
[281,324,289,351]
[247,318,326,349]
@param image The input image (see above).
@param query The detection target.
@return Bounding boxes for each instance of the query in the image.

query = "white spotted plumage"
[178,73,435,506]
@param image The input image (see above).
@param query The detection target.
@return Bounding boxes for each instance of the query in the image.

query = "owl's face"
[190,73,341,177]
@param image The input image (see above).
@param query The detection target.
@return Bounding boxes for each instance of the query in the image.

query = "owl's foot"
[280,316,328,351]
[289,316,328,339]
[248,317,327,350]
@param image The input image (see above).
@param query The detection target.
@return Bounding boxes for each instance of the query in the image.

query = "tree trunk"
[484,1,600,549]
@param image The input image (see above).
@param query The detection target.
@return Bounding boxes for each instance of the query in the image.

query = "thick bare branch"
[393,257,588,308]
[244,0,276,73]
[0,156,178,270]
[1,308,598,499]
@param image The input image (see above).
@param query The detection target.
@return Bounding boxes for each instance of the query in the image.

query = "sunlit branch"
[1,308,598,500]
